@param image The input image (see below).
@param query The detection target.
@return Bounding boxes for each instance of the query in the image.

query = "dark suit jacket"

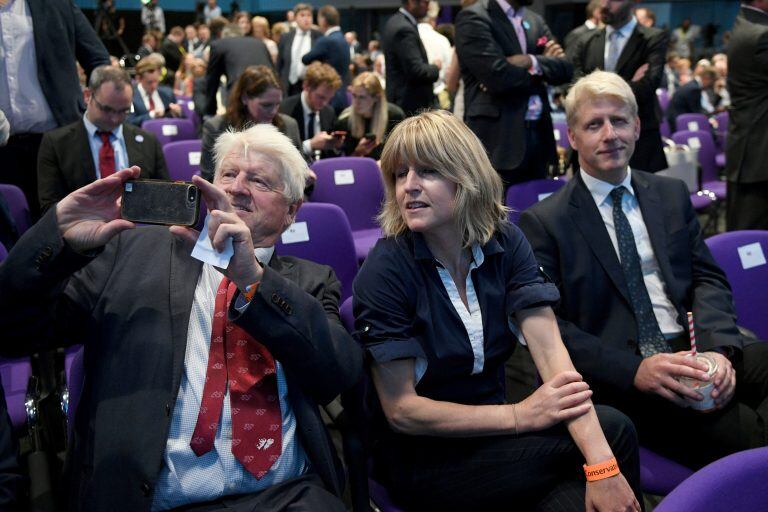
[302,30,351,111]
[382,11,440,116]
[563,22,596,52]
[726,6,768,184]
[27,0,109,128]
[37,121,169,212]
[519,171,745,393]
[204,37,274,116]
[666,79,718,129]
[0,211,362,511]
[277,28,322,93]
[570,24,669,172]
[455,0,572,171]
[126,85,178,127]
[160,37,184,73]
[279,93,337,158]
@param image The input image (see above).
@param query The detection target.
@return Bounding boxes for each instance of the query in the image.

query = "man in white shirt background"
[277,3,322,97]
[127,55,183,127]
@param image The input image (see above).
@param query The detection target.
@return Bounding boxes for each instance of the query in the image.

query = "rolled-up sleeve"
[353,241,427,364]
[504,225,560,316]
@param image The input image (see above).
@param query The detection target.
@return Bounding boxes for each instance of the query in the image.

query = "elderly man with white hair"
[0,124,361,511]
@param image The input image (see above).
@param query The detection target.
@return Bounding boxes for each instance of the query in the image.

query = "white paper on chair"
[281,221,309,244]
[188,152,201,166]
[334,169,355,185]
[737,243,766,270]
[538,192,553,201]
[188,101,195,110]
[553,130,560,141]
[162,124,178,136]
[688,137,701,149]
[687,121,699,131]
[191,214,233,268]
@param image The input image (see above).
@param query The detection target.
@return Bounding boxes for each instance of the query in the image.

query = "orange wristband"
[583,457,620,482]
[242,281,261,302]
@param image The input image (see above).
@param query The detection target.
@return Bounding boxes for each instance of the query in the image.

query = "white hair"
[213,124,309,204]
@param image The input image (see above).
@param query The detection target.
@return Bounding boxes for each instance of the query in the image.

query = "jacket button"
[141,482,151,496]
[284,305,293,315]
[165,403,171,416]
[271,293,280,304]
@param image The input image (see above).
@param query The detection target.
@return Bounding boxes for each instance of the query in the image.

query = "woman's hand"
[352,137,378,157]
[516,371,593,432]
[586,474,641,512]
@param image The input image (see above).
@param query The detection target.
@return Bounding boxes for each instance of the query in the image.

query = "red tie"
[148,94,156,112]
[190,278,283,479]
[97,131,116,178]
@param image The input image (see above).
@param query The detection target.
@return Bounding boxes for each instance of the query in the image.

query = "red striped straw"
[687,311,697,356]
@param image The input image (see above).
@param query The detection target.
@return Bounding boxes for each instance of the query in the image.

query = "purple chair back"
[0,183,31,235]
[309,157,384,232]
[656,447,768,512]
[660,118,672,139]
[675,113,709,133]
[0,241,7,262]
[275,203,358,300]
[639,446,694,495]
[671,130,718,184]
[656,88,670,112]
[64,345,85,437]
[141,118,197,146]
[705,230,768,339]
[340,296,354,332]
[162,139,203,182]
[179,99,201,130]
[0,357,32,430]
[552,120,570,150]
[505,179,567,224]
[714,110,729,134]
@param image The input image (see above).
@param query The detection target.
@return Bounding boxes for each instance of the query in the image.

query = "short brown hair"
[293,3,313,15]
[304,62,342,90]
[135,55,163,76]
[318,5,339,26]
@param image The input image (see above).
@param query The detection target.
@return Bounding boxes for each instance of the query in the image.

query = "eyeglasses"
[91,96,131,116]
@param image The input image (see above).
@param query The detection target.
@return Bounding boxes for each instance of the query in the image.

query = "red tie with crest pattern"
[190,278,282,479]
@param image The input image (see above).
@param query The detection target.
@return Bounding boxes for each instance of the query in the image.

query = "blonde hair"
[251,16,271,38]
[378,110,507,247]
[339,72,388,140]
[213,124,309,205]
[564,70,638,128]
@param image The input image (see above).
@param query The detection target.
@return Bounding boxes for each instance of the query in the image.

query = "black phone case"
[121,180,200,226]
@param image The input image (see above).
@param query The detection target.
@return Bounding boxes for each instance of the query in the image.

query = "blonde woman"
[334,72,404,160]
[353,110,642,511]
[252,16,279,64]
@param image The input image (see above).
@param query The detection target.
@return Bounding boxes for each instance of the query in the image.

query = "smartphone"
[121,180,200,226]
[363,132,376,141]
[332,130,347,139]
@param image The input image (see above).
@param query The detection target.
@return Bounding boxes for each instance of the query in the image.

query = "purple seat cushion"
[702,180,726,200]
[690,192,715,211]
[0,358,32,430]
[368,478,407,512]
[353,227,382,263]
[715,153,726,168]
[639,446,694,495]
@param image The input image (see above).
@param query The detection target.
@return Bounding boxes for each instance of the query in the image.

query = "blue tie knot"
[610,186,626,206]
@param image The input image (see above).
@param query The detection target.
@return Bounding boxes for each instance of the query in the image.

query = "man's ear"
[83,88,92,104]
[567,126,577,152]
[634,116,641,141]
[287,200,303,223]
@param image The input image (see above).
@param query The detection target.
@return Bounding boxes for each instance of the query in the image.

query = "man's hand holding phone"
[57,166,141,253]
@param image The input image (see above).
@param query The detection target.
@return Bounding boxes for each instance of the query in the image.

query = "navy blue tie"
[610,187,670,357]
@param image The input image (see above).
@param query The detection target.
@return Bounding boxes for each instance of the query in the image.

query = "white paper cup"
[680,353,718,412]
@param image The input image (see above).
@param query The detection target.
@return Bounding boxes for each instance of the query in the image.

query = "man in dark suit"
[665,65,719,129]
[569,0,669,173]
[127,56,184,127]
[726,0,768,230]
[563,0,601,52]
[160,26,187,85]
[280,62,343,160]
[37,66,169,213]
[0,124,361,510]
[518,71,768,469]
[277,4,322,97]
[456,0,572,186]
[382,0,441,116]
[204,27,274,117]
[0,0,109,220]
[302,5,351,113]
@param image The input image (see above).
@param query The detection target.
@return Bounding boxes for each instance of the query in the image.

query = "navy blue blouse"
[353,222,559,406]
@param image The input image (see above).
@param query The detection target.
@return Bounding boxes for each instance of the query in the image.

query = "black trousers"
[168,474,345,512]
[0,132,44,221]
[374,405,642,511]
[726,180,768,230]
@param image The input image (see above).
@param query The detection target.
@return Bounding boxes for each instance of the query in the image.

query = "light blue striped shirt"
[151,251,307,510]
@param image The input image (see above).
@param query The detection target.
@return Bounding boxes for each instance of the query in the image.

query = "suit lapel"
[168,236,204,395]
[569,176,632,305]
[124,126,142,168]
[292,98,305,138]
[616,26,642,75]
[591,30,607,69]
[76,122,98,184]
[488,0,523,54]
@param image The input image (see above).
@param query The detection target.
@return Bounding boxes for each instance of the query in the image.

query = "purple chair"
[179,99,201,130]
[141,118,196,146]
[552,120,570,150]
[660,118,672,139]
[0,357,33,430]
[275,203,358,301]
[505,178,567,224]
[0,241,7,262]
[64,345,84,437]
[656,88,670,113]
[639,446,694,495]
[675,113,710,133]
[0,183,32,235]
[162,139,202,182]
[671,130,725,200]
[309,157,384,262]
[656,447,768,511]
[705,230,768,340]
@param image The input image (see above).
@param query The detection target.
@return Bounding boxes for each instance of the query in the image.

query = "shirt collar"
[580,167,634,207]
[324,26,341,36]
[496,0,523,17]
[585,19,597,30]
[300,91,316,115]
[398,7,418,26]
[83,112,124,140]
[606,15,637,40]
[412,231,504,264]
[254,246,274,265]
